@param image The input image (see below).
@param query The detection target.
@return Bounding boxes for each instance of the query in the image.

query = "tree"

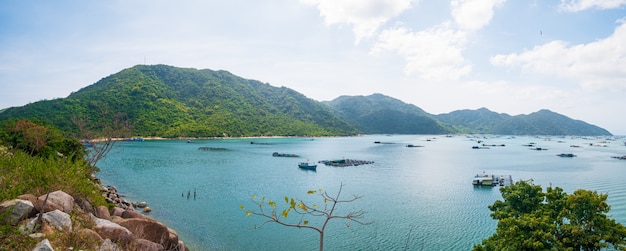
[72,105,132,167]
[241,183,372,251]
[473,180,626,251]
[0,120,85,161]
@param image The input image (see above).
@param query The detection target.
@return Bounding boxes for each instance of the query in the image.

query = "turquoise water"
[97,135,626,250]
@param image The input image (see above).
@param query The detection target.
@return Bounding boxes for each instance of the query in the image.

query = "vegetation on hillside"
[0,65,357,138]
[473,180,626,250]
[436,108,611,136]
[325,93,452,134]
[0,65,612,136]
[0,120,108,250]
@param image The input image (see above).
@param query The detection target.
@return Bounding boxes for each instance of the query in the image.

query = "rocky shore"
[0,177,188,251]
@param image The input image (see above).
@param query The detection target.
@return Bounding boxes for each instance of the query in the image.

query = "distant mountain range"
[0,65,612,136]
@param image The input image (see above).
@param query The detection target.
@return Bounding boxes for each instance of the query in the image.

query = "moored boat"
[557,153,576,157]
[473,173,513,186]
[298,162,317,170]
[272,152,299,157]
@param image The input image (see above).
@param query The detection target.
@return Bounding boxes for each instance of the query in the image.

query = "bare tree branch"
[72,105,132,167]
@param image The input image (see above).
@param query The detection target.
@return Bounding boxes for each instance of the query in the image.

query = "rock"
[93,218,133,245]
[96,206,111,220]
[0,199,34,225]
[110,216,124,224]
[121,210,144,219]
[19,218,38,234]
[98,239,121,251]
[111,207,125,217]
[136,201,148,208]
[28,233,45,239]
[175,240,190,251]
[78,228,104,243]
[38,191,74,213]
[18,194,38,204]
[32,199,64,214]
[118,217,178,249]
[142,207,151,213]
[167,227,181,249]
[32,239,54,251]
[75,198,94,214]
[42,209,72,232]
[133,239,164,251]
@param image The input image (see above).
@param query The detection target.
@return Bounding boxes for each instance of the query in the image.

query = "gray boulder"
[98,239,121,251]
[32,239,54,251]
[136,201,148,208]
[42,209,72,232]
[0,199,34,225]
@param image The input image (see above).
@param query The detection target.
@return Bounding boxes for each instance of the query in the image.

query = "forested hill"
[0,65,612,136]
[0,65,357,137]
[324,94,611,136]
[324,94,452,134]
[436,108,612,136]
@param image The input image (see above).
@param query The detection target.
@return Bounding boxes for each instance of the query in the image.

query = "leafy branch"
[241,183,372,251]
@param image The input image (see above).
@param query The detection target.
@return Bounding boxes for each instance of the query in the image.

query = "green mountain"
[436,108,611,136]
[493,109,612,135]
[0,65,357,137]
[0,65,612,137]
[435,108,511,134]
[324,94,452,134]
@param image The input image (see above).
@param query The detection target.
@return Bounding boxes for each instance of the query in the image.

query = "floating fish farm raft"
[318,159,374,167]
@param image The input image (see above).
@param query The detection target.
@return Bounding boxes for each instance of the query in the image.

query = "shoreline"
[91,174,190,250]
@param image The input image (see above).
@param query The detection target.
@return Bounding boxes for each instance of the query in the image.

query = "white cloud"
[451,0,505,30]
[490,22,626,90]
[301,0,413,43]
[559,0,626,12]
[371,23,471,80]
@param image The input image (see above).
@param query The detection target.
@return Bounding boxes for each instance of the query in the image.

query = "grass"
[0,149,109,250]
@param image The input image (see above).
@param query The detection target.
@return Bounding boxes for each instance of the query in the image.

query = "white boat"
[473,173,513,186]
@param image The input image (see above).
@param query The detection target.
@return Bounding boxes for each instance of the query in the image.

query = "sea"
[96,135,626,250]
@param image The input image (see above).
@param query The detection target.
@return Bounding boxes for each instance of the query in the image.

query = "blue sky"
[1,0,626,134]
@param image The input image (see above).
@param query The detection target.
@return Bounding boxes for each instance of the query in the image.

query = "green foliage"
[325,93,452,134]
[0,120,85,161]
[0,150,105,206]
[0,120,108,250]
[0,65,357,137]
[473,180,626,251]
[437,108,612,136]
[0,218,38,250]
[241,185,370,251]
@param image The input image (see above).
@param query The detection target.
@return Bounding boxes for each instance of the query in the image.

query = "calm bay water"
[97,135,626,250]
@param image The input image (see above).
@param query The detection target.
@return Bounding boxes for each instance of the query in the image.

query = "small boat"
[473,174,495,186]
[298,162,317,170]
[272,152,299,157]
[473,173,513,186]
[406,144,424,148]
[557,153,576,157]
[472,146,490,149]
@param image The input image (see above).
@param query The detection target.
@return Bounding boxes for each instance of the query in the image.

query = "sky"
[1,0,626,134]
